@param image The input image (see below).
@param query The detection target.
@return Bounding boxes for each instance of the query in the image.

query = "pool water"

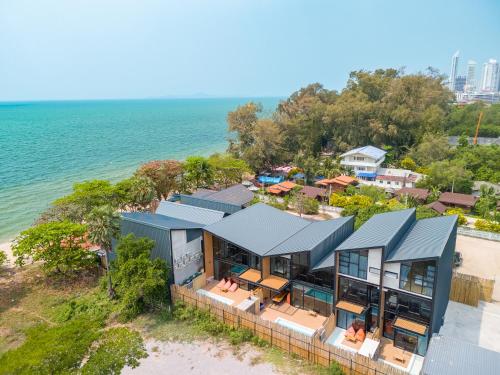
[305,288,334,304]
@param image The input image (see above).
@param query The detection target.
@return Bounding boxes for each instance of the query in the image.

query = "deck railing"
[171,284,406,375]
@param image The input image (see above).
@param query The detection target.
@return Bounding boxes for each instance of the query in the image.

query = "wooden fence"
[450,272,495,306]
[171,285,405,375]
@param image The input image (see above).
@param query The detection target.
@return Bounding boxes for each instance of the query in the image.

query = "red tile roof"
[267,181,297,194]
[299,186,327,199]
[395,188,430,201]
[438,192,479,208]
[315,175,357,187]
[426,201,448,214]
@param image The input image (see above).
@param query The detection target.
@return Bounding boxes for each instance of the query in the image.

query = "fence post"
[270,327,273,345]
[328,349,331,366]
[288,333,291,353]
[222,310,225,324]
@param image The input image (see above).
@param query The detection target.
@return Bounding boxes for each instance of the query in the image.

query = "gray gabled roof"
[156,201,224,226]
[312,248,337,270]
[336,208,416,252]
[192,184,254,206]
[121,212,203,230]
[340,145,386,160]
[422,335,500,375]
[385,215,458,263]
[267,216,353,256]
[204,203,310,256]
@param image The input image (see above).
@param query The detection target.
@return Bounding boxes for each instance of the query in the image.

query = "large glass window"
[338,277,369,306]
[271,256,290,279]
[292,282,333,316]
[384,291,431,324]
[290,252,309,279]
[339,250,368,279]
[213,236,261,270]
[400,261,436,297]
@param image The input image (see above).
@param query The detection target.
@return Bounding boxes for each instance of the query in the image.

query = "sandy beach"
[0,241,15,267]
[122,339,280,375]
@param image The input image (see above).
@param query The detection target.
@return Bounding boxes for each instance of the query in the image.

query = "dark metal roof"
[206,203,353,257]
[426,201,447,214]
[266,216,354,256]
[385,215,458,262]
[121,212,203,230]
[438,192,478,207]
[204,203,310,256]
[156,201,224,226]
[312,247,337,270]
[191,184,254,206]
[422,335,500,375]
[336,208,416,252]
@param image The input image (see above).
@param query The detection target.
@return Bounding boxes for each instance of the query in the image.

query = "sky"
[1,0,499,101]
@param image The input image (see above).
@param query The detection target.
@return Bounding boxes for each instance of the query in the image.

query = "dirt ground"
[122,340,280,375]
[455,235,500,279]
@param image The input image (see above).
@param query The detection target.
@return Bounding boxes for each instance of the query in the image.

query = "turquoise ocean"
[0,98,280,242]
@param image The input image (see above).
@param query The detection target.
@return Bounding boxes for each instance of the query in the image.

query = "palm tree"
[130,176,157,211]
[86,205,120,298]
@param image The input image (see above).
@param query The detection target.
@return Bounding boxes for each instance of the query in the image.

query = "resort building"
[201,203,354,329]
[437,192,478,212]
[314,209,457,362]
[394,188,430,203]
[340,146,386,180]
[315,175,358,193]
[177,184,254,215]
[339,146,423,191]
[298,185,329,202]
[267,180,297,196]
[114,202,225,285]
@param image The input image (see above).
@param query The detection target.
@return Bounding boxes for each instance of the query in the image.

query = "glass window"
[384,271,398,279]
[400,261,436,296]
[339,250,368,279]
[339,277,369,306]
[271,256,290,279]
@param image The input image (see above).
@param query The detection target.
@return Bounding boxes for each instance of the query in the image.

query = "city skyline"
[449,51,500,96]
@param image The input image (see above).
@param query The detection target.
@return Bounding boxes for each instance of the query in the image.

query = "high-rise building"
[480,59,499,92]
[449,51,459,91]
[465,60,476,93]
[454,75,466,92]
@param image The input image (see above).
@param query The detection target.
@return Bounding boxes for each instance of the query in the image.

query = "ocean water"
[0,98,280,242]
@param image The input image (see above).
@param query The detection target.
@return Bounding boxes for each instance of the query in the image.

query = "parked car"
[453,251,463,268]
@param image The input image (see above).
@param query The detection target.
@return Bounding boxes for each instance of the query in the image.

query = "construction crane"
[473,111,483,145]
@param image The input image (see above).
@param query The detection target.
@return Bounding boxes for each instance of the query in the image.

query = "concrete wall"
[171,229,203,285]
[382,262,400,290]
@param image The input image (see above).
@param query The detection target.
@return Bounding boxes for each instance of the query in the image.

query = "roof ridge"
[161,200,224,214]
[121,212,203,230]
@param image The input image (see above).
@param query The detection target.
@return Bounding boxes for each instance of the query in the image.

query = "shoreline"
[0,241,15,267]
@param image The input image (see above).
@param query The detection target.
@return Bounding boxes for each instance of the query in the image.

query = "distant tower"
[449,51,460,91]
[465,60,477,93]
[454,76,466,93]
[481,59,499,92]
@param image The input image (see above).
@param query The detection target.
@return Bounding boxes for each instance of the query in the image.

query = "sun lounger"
[272,290,287,304]
[355,328,365,342]
[228,282,238,292]
[221,280,232,291]
[217,278,226,289]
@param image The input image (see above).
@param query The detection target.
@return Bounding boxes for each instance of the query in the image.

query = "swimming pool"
[305,288,333,304]
[274,317,316,337]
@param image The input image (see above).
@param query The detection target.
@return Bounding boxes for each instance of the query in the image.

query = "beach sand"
[122,339,279,375]
[0,241,14,267]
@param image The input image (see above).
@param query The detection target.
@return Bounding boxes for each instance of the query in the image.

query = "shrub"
[400,156,417,171]
[0,319,100,374]
[327,361,345,375]
[112,234,170,321]
[303,197,320,214]
[329,193,349,207]
[445,208,467,225]
[12,221,97,274]
[416,206,439,220]
[81,327,147,374]
[475,219,500,233]
[0,250,7,267]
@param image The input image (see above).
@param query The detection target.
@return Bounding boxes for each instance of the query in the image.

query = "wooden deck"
[377,338,412,369]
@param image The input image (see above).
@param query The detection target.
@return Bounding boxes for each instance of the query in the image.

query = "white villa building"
[340,145,423,191]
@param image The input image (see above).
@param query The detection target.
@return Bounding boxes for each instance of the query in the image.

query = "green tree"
[227,102,262,157]
[12,221,95,274]
[53,180,118,220]
[243,119,284,171]
[316,157,342,179]
[0,250,7,268]
[400,156,417,171]
[183,156,215,189]
[136,160,184,199]
[475,185,497,219]
[357,185,386,202]
[115,176,157,211]
[409,133,450,166]
[112,234,169,320]
[86,205,121,298]
[208,153,251,187]
[417,159,473,193]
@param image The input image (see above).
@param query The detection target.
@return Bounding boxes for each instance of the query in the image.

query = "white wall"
[383,262,400,290]
[367,248,382,284]
[171,230,203,284]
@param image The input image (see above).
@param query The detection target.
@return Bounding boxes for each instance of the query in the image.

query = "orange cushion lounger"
[217,279,226,289]
[355,328,365,342]
[345,326,355,337]
[223,280,232,290]
[228,283,238,292]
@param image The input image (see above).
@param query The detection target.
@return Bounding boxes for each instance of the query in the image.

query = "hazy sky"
[1,0,499,101]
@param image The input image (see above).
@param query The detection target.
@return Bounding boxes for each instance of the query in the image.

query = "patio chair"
[355,328,365,342]
[216,278,227,289]
[344,326,357,342]
[228,283,238,292]
[222,280,232,292]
